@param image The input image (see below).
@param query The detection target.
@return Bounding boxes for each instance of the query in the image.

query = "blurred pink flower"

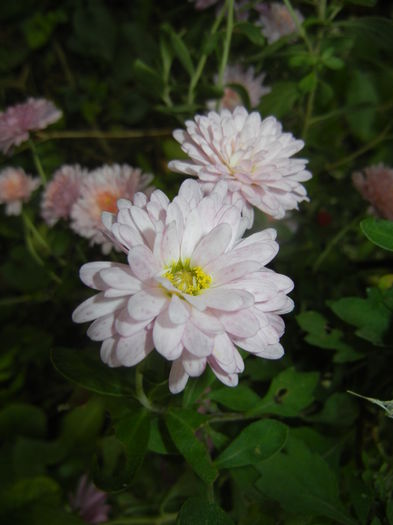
[168,107,311,219]
[41,165,87,226]
[69,475,110,524]
[70,164,153,253]
[0,167,40,215]
[210,65,271,110]
[352,164,393,220]
[73,179,293,393]
[0,98,62,154]
[257,2,304,44]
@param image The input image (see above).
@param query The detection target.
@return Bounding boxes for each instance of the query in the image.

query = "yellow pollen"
[164,259,212,296]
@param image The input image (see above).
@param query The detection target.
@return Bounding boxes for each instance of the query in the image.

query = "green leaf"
[299,72,318,94]
[340,17,393,51]
[0,476,61,511]
[387,499,393,525]
[346,71,378,141]
[258,82,300,119]
[209,385,260,411]
[234,22,265,46]
[93,436,129,491]
[182,368,216,408]
[329,287,391,344]
[51,347,134,397]
[21,10,67,49]
[162,24,194,77]
[247,367,319,417]
[360,218,393,251]
[215,419,288,469]
[165,409,218,484]
[255,436,356,525]
[133,59,165,98]
[176,496,234,525]
[115,409,150,477]
[0,403,46,440]
[307,393,359,427]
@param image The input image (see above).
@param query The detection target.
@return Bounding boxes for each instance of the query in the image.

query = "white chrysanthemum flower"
[0,167,40,215]
[352,164,393,221]
[41,165,86,226]
[70,164,153,253]
[257,2,304,44]
[209,65,271,110]
[168,107,311,219]
[0,98,62,154]
[73,179,294,393]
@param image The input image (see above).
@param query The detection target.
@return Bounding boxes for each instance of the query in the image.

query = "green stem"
[283,0,313,53]
[206,483,215,504]
[135,365,163,413]
[29,139,47,184]
[187,6,225,105]
[22,212,51,253]
[312,213,364,273]
[325,126,392,171]
[216,0,234,90]
[302,76,317,139]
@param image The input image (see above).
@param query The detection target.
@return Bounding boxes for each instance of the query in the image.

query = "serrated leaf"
[176,496,234,524]
[165,409,217,484]
[215,419,288,469]
[360,218,393,251]
[51,347,134,397]
[247,367,319,417]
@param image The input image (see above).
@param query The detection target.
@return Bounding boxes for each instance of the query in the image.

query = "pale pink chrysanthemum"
[352,164,393,220]
[69,475,110,524]
[41,165,87,226]
[209,65,271,111]
[168,107,311,220]
[0,167,40,215]
[70,164,154,253]
[257,2,304,44]
[0,98,62,154]
[72,179,294,393]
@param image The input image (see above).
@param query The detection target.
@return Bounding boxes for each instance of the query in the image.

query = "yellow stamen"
[164,258,212,295]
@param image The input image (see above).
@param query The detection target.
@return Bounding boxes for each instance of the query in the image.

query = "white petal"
[219,309,260,338]
[161,221,180,263]
[100,266,141,292]
[169,359,189,394]
[115,330,154,366]
[182,351,206,377]
[190,308,223,334]
[130,206,156,248]
[208,357,239,387]
[128,289,167,321]
[127,245,159,281]
[182,321,214,357]
[79,261,113,289]
[191,223,232,267]
[202,288,254,311]
[72,293,126,323]
[153,309,185,359]
[168,294,190,324]
[180,208,202,260]
[100,338,121,367]
[87,313,115,341]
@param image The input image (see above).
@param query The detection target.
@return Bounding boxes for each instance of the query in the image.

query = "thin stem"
[135,365,163,413]
[283,0,313,54]
[187,6,225,105]
[216,0,234,89]
[29,139,46,184]
[325,126,392,171]
[206,483,215,504]
[302,78,317,139]
[312,213,364,273]
[22,212,51,253]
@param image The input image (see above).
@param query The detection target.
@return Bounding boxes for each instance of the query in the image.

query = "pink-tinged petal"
[190,308,223,334]
[100,266,141,292]
[112,223,144,248]
[219,309,259,338]
[115,309,151,337]
[182,321,214,357]
[182,351,206,377]
[130,206,156,248]
[169,359,189,394]
[127,245,159,281]
[161,221,180,263]
[72,293,126,323]
[115,330,154,366]
[79,262,114,289]
[178,178,203,206]
[153,309,185,359]
[212,333,238,373]
[128,289,167,321]
[211,260,261,285]
[254,343,284,359]
[191,223,232,267]
[180,208,203,260]
[100,338,121,367]
[168,294,190,324]
[202,288,254,311]
[208,357,238,387]
[87,313,115,341]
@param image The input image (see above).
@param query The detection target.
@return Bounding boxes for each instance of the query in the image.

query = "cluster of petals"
[72,179,294,393]
[257,2,304,44]
[0,167,40,215]
[352,163,393,221]
[0,98,62,154]
[70,164,153,253]
[168,106,311,219]
[209,65,271,111]
[69,475,110,524]
[41,164,87,226]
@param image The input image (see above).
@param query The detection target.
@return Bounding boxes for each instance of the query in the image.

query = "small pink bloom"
[352,164,393,221]
[0,167,40,215]
[70,164,153,253]
[73,179,294,393]
[0,98,62,154]
[257,2,304,44]
[41,165,86,226]
[168,107,311,219]
[69,475,110,524]
[210,65,271,110]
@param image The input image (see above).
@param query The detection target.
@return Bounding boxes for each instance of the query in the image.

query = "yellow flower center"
[164,258,212,296]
